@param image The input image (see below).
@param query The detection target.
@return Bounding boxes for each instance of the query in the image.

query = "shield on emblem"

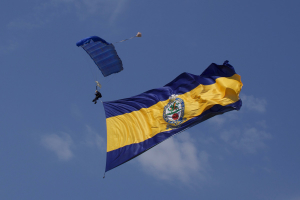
[163,97,185,127]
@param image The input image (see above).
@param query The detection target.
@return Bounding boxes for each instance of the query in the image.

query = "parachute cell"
[76,36,123,77]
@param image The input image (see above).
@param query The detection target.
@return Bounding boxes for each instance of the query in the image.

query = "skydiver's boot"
[92,98,97,104]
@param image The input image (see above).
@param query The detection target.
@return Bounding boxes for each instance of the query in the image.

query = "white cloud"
[208,115,226,126]
[8,0,129,29]
[109,0,128,23]
[289,196,300,200]
[61,0,129,21]
[70,103,82,119]
[7,1,57,30]
[208,112,238,127]
[41,133,74,161]
[137,132,209,183]
[240,93,267,113]
[8,18,42,30]
[84,125,105,150]
[208,94,267,127]
[277,195,300,200]
[0,40,18,54]
[220,127,271,153]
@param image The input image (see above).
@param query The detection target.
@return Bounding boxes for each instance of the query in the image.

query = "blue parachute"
[76,36,123,77]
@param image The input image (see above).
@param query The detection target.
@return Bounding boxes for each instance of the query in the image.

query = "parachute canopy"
[76,36,123,77]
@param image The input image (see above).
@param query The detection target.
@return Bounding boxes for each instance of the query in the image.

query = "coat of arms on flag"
[163,94,185,128]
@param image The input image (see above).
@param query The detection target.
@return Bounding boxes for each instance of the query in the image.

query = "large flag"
[103,61,243,172]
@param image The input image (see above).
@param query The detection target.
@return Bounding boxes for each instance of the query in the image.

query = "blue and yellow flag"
[103,61,243,172]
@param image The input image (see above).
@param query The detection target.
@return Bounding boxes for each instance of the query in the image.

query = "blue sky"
[1,0,300,199]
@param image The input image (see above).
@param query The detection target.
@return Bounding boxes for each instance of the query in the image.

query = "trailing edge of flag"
[103,61,243,172]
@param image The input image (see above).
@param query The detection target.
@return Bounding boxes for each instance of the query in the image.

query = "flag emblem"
[163,96,185,127]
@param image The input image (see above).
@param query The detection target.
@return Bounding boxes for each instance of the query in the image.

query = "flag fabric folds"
[103,61,243,172]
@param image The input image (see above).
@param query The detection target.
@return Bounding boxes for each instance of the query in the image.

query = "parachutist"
[92,90,102,104]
